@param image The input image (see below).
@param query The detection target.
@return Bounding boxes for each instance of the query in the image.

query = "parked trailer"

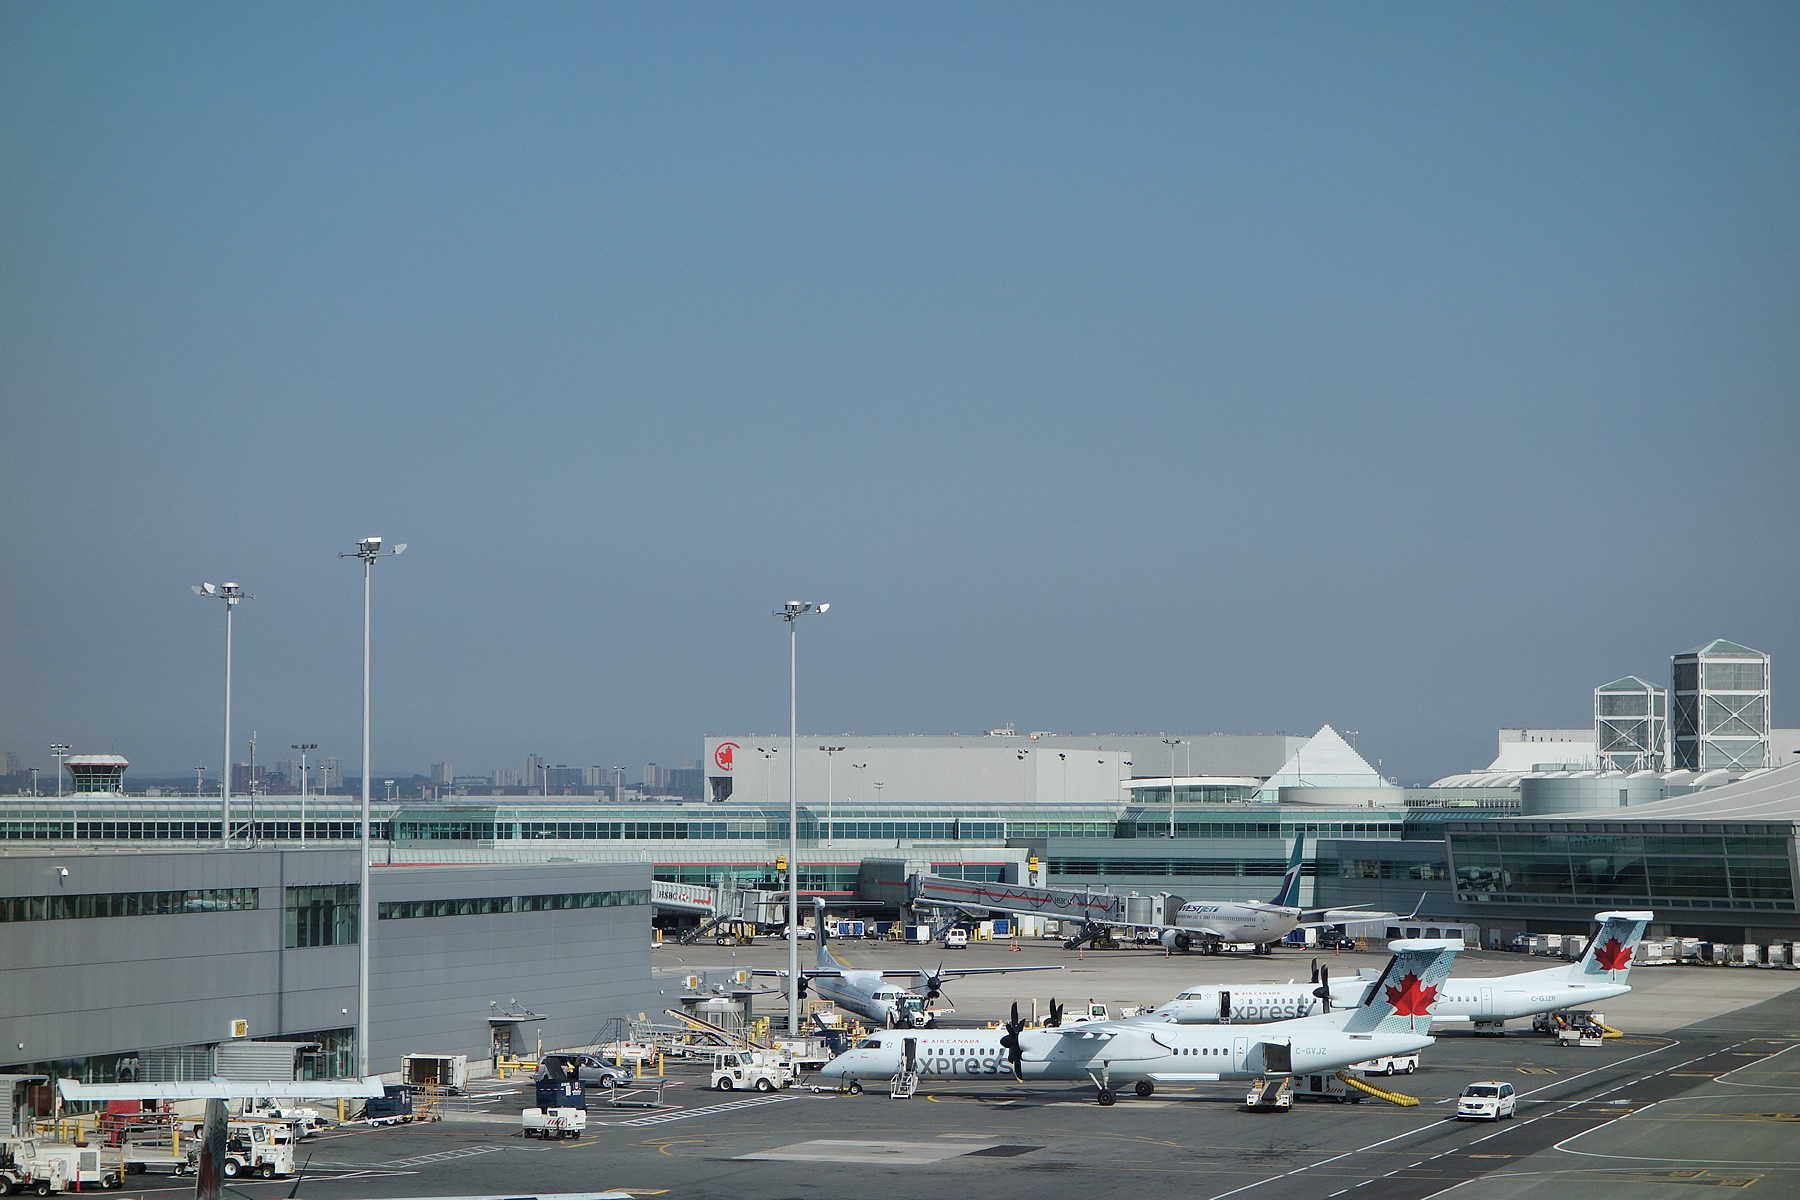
[3,1139,123,1193]
[400,1054,468,1094]
[520,1108,586,1140]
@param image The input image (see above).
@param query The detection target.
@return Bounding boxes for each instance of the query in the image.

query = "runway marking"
[384,1146,501,1168]
[737,1139,1000,1164]
[614,1095,793,1126]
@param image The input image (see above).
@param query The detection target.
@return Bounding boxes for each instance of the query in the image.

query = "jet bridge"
[909,874,1131,924]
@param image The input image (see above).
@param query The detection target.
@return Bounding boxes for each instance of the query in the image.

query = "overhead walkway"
[911,874,1125,923]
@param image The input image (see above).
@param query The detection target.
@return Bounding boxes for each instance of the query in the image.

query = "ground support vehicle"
[4,1139,124,1192]
[1295,1072,1364,1104]
[1243,1076,1293,1112]
[520,1108,586,1140]
[361,1085,416,1126]
[1456,1081,1517,1120]
[184,1123,294,1179]
[1352,1053,1418,1076]
[710,1050,792,1092]
[247,1106,325,1138]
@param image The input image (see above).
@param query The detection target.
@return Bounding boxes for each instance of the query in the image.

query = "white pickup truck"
[521,1108,586,1140]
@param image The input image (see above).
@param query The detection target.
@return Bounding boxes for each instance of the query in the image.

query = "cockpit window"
[856,1037,883,1049]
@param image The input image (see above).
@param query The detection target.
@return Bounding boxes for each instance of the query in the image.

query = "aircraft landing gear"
[1097,1089,1116,1106]
[847,1081,863,1095]
[1135,1080,1154,1098]
[1087,1064,1117,1106]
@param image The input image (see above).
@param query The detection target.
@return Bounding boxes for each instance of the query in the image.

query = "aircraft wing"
[906,965,1066,980]
[749,968,846,980]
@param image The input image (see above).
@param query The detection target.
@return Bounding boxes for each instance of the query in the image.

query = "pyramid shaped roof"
[1260,725,1384,792]
[1597,675,1660,692]
[1682,639,1765,659]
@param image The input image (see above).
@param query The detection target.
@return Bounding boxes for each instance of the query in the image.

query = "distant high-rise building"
[3,751,23,777]
[1672,639,1771,770]
[493,768,520,788]
[1595,676,1667,772]
[665,766,704,800]
[545,765,583,792]
[522,754,544,791]
[430,762,453,787]
[583,766,609,788]
[643,763,660,790]
[321,757,341,791]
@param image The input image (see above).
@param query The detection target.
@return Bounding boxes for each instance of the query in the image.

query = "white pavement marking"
[737,1139,999,1164]
[614,1095,794,1126]
[385,1146,503,1168]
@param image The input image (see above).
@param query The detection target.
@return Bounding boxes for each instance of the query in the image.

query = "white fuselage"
[1173,900,1296,945]
[814,970,931,1028]
[819,1011,1434,1085]
[1154,965,1630,1025]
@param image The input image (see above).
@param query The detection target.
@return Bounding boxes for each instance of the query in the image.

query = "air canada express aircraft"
[754,897,1063,1028]
[820,939,1463,1104]
[1149,910,1652,1034]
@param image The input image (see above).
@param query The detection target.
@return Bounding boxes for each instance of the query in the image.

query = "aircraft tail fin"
[1567,910,1653,981]
[1342,939,1462,1034]
[814,895,834,969]
[1271,831,1307,907]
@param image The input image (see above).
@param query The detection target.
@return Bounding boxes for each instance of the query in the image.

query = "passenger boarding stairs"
[890,1070,919,1099]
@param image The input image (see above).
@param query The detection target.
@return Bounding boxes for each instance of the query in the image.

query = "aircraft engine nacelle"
[1161,929,1191,953]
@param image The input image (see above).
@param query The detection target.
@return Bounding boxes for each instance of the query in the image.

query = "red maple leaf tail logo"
[1593,936,1633,973]
[1383,971,1440,1028]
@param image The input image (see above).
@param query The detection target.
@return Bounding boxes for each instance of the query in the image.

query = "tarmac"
[119,935,1800,1200]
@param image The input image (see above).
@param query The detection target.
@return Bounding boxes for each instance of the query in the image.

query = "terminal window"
[285,884,359,947]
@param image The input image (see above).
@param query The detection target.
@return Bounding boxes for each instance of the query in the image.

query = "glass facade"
[284,885,359,947]
[1446,821,1796,911]
[1671,640,1770,770]
[1595,676,1667,772]
[0,887,258,922]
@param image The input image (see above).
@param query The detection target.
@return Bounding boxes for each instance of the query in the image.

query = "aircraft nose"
[819,1057,843,1077]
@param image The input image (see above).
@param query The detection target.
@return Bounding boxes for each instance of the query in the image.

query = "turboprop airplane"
[1148,910,1652,1034]
[54,1078,632,1200]
[819,938,1462,1104]
[753,897,1063,1028]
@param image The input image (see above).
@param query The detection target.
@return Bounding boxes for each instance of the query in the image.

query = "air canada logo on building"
[714,742,738,772]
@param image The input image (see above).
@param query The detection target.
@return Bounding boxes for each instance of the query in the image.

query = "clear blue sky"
[3,4,1796,785]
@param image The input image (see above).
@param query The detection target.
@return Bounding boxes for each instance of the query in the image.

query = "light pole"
[757,748,778,806]
[194,764,205,797]
[249,730,259,846]
[50,744,70,798]
[818,747,844,848]
[292,744,317,847]
[192,581,253,848]
[1162,737,1184,838]
[772,600,828,1036]
[852,762,867,805]
[340,535,405,1080]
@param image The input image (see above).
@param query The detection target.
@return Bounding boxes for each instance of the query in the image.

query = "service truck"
[710,1050,792,1092]
[184,1122,295,1179]
[2,1138,123,1193]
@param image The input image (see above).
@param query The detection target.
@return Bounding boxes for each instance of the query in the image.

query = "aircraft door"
[902,1038,918,1074]
[1480,987,1493,1017]
[1233,1036,1248,1072]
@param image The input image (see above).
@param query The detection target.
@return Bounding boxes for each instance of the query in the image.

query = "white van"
[944,928,970,950]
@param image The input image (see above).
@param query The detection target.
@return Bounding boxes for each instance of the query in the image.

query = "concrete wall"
[1,850,659,1076]
[0,849,360,1067]
[368,862,658,1069]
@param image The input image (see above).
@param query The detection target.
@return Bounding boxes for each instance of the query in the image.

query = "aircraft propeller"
[998,1001,1027,1080]
[920,964,950,1003]
[1046,998,1065,1028]
[1311,966,1332,1013]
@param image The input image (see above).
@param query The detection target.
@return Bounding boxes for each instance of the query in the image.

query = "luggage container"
[904,925,932,943]
[401,1053,469,1094]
